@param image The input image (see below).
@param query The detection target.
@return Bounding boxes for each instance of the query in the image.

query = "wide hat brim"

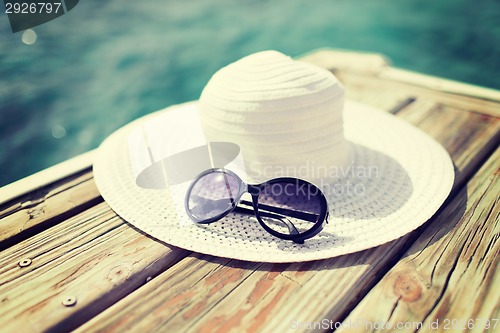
[93,100,454,262]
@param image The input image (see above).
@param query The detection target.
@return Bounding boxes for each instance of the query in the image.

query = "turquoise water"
[1,0,499,187]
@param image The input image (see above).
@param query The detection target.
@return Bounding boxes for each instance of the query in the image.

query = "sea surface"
[1,0,499,186]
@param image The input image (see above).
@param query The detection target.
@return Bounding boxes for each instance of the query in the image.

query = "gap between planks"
[0,169,103,251]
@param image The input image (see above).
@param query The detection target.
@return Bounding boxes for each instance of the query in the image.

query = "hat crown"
[198,50,351,186]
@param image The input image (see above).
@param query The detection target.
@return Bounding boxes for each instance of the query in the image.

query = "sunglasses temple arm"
[239,200,319,223]
[190,196,319,223]
[189,196,303,241]
[196,199,302,243]
[232,204,255,216]
[233,204,301,236]
[233,204,295,226]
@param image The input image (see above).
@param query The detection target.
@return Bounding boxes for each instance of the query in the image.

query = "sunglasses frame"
[185,168,329,243]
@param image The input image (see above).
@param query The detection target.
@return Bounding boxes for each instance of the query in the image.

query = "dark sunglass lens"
[187,171,240,222]
[256,181,323,236]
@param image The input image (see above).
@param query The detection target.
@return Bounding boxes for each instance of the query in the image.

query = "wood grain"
[337,148,499,333]
[302,49,500,117]
[396,102,500,190]
[74,254,264,333]
[0,150,95,206]
[340,71,500,117]
[72,97,499,332]
[0,202,189,332]
[0,169,102,249]
[1,49,499,332]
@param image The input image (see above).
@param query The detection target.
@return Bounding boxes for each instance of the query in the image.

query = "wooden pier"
[0,49,498,332]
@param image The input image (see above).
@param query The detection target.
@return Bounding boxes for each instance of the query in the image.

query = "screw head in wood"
[62,296,77,307]
[18,259,32,267]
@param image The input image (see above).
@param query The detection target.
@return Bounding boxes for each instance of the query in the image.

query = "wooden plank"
[337,148,499,333]
[0,150,95,206]
[75,245,400,333]
[301,49,500,117]
[396,103,500,190]
[0,201,189,332]
[335,70,500,117]
[299,49,389,75]
[71,100,499,332]
[382,67,500,104]
[0,170,102,250]
[75,254,264,333]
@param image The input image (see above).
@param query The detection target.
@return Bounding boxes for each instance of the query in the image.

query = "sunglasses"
[185,168,329,244]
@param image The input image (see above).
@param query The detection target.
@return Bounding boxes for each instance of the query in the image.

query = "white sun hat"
[93,51,454,262]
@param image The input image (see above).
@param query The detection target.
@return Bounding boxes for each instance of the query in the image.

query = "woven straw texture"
[93,100,454,262]
[198,51,350,186]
